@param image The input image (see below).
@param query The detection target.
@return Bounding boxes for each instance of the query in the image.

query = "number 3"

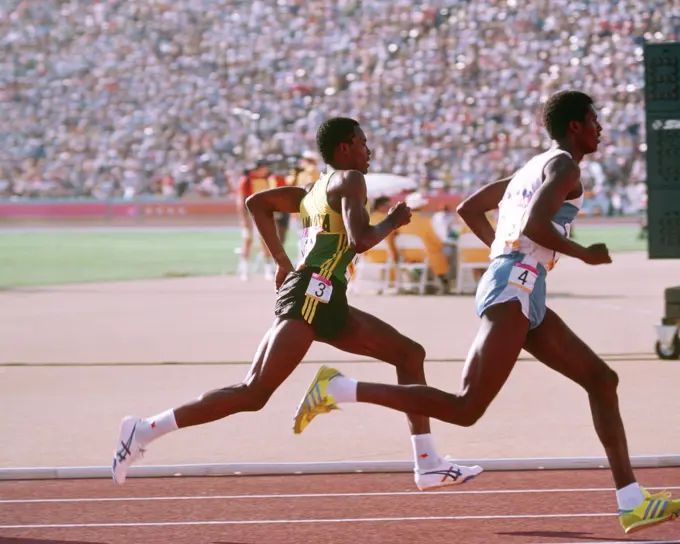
[314,283,326,298]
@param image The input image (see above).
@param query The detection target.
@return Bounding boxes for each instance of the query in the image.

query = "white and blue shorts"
[475,252,547,329]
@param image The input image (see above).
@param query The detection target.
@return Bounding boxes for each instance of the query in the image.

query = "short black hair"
[316,117,360,165]
[542,91,594,140]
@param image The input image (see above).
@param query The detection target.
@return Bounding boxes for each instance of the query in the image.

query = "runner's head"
[316,118,371,174]
[542,90,602,155]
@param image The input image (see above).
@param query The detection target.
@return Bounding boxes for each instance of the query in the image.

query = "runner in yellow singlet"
[111,118,483,492]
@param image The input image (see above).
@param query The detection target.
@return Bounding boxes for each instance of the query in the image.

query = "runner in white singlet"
[474,146,585,328]
[298,90,680,536]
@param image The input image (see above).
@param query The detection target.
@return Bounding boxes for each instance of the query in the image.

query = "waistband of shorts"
[495,252,547,275]
[296,265,348,288]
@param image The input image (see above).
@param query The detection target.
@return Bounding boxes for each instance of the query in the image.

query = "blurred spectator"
[363,195,400,268]
[399,192,451,291]
[237,160,279,281]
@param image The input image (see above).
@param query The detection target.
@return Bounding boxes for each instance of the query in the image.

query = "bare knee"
[585,363,619,396]
[456,402,487,427]
[401,341,426,371]
[440,392,488,427]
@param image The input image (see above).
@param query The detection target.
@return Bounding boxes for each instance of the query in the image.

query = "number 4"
[517,270,529,285]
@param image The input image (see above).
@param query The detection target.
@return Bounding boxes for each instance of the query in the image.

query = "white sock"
[326,376,357,403]
[135,409,178,447]
[616,481,645,511]
[411,433,441,471]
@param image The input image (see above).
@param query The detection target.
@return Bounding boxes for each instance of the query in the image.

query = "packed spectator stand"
[1,0,676,215]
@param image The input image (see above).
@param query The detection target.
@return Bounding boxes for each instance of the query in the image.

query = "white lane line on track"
[3,485,679,505]
[545,541,680,544]
[0,512,620,530]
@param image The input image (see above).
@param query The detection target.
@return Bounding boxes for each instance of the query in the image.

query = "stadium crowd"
[1,0,677,214]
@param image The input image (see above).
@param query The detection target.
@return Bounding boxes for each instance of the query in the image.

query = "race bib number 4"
[508,263,537,293]
[305,273,333,303]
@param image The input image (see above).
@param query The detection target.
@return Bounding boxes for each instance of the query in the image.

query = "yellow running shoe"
[619,489,680,534]
[292,366,342,435]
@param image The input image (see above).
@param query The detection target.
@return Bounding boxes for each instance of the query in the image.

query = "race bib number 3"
[508,263,537,293]
[305,273,333,303]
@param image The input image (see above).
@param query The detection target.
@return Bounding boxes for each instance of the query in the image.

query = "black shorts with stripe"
[274,266,348,340]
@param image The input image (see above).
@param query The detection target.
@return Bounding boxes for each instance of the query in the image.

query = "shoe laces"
[647,488,672,501]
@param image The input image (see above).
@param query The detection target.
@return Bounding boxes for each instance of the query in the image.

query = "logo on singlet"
[301,214,330,231]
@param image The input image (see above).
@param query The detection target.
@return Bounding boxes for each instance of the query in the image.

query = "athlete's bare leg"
[321,306,429,434]
[345,302,529,425]
[523,307,635,489]
[174,318,315,427]
[315,306,483,487]
[241,225,253,261]
[238,223,253,280]
[111,317,316,484]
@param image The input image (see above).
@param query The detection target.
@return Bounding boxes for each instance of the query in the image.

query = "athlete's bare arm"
[333,170,411,254]
[456,176,514,247]
[523,156,611,265]
[246,186,308,269]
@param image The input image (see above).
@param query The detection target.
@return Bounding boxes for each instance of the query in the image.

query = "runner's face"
[349,127,371,174]
[577,105,602,154]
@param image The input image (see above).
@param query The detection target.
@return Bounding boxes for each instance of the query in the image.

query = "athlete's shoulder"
[544,152,580,177]
[331,169,366,195]
[542,153,581,192]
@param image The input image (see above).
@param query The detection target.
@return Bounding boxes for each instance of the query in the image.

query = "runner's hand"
[582,243,612,265]
[275,261,294,290]
[387,202,412,229]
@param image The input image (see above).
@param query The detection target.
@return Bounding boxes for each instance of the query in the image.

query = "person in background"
[296,151,321,187]
[431,204,457,242]
[360,196,400,288]
[431,204,459,284]
[397,192,451,293]
[238,160,277,281]
[456,211,497,286]
[277,152,321,246]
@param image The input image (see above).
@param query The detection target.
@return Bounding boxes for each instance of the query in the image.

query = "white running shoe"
[414,458,484,491]
[111,416,145,485]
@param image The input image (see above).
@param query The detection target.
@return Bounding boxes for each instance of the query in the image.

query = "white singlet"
[489,147,584,271]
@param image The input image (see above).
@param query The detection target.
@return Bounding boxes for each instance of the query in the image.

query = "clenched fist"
[582,243,612,266]
[387,201,412,229]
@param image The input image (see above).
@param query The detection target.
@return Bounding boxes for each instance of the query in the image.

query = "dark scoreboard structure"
[644,41,680,259]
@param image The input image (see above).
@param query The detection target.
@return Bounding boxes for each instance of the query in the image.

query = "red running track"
[1,468,680,544]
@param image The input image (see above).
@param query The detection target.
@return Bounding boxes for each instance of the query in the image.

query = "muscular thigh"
[523,307,611,388]
[322,306,417,363]
[460,301,529,403]
[243,317,316,393]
